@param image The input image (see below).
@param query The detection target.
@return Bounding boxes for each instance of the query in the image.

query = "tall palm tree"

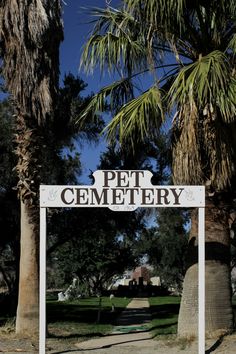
[0,1,63,335]
[80,0,236,336]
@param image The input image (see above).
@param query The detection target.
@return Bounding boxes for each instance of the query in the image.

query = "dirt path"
[1,331,236,353]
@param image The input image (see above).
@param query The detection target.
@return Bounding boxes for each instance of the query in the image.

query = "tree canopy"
[138,208,189,292]
[80,0,236,191]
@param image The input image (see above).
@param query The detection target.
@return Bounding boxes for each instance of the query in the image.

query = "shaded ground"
[2,331,236,353]
[1,296,236,353]
[0,333,38,353]
[46,298,236,354]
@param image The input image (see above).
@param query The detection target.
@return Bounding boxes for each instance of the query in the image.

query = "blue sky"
[60,0,113,183]
[61,1,122,183]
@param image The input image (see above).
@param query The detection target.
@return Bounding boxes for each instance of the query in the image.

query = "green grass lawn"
[2,294,235,342]
[148,296,181,338]
[47,296,130,339]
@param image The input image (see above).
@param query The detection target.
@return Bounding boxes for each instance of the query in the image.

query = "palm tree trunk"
[0,0,63,335]
[178,200,234,337]
[16,201,39,335]
[14,113,41,335]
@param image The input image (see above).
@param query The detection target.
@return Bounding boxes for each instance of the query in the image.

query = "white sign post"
[39,170,205,353]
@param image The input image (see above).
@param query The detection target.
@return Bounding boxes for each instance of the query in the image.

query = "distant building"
[132,266,150,285]
[110,266,161,290]
[150,276,161,286]
[110,270,132,289]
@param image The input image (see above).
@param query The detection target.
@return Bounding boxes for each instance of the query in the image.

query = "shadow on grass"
[149,303,180,318]
[46,299,127,340]
[150,321,178,332]
[148,301,179,337]
[47,303,121,325]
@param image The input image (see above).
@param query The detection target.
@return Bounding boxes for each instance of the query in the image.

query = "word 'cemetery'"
[61,186,183,206]
[40,170,204,211]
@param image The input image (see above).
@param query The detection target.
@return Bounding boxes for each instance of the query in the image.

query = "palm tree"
[79,0,236,336]
[0,1,63,335]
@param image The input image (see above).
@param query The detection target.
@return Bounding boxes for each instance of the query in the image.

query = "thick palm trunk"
[14,113,42,335]
[16,201,39,334]
[0,1,63,335]
[178,200,233,337]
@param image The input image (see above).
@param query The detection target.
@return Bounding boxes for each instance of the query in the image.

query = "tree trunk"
[16,201,39,335]
[0,0,63,336]
[178,200,234,337]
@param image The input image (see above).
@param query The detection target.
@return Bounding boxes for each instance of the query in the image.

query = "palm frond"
[124,0,185,28]
[227,33,236,55]
[91,6,137,34]
[77,78,134,126]
[80,0,236,191]
[80,7,147,75]
[168,50,236,122]
[104,86,165,145]
[217,78,236,123]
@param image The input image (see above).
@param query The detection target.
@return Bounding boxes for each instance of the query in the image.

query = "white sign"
[39,170,205,354]
[40,170,205,210]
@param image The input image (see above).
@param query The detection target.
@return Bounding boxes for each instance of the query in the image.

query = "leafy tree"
[46,199,145,292]
[46,145,150,293]
[0,72,102,322]
[139,209,189,292]
[0,99,19,307]
[42,73,102,187]
[55,73,104,145]
[48,210,138,294]
[0,74,87,308]
[80,0,236,335]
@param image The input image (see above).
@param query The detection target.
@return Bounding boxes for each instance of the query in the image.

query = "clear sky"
[61,1,122,183]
